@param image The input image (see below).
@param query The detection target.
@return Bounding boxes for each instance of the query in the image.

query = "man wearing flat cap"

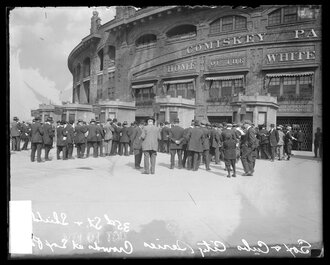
[140,117,161,174]
[168,118,185,169]
[74,119,88,158]
[186,120,205,171]
[42,117,55,161]
[30,117,44,162]
[10,117,21,151]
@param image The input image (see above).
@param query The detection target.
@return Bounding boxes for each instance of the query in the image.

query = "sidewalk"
[9,149,322,258]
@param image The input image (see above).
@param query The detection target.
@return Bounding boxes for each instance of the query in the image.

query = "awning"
[131,83,155,89]
[265,72,314,78]
[205,75,244,81]
[163,79,194,84]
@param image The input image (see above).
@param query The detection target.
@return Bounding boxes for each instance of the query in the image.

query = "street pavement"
[9,148,323,258]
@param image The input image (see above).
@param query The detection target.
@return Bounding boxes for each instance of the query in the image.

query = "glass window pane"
[235,16,246,30]
[299,76,313,98]
[221,80,232,97]
[210,19,220,34]
[268,77,280,96]
[222,16,233,31]
[283,77,296,96]
[187,83,195,99]
[269,9,281,25]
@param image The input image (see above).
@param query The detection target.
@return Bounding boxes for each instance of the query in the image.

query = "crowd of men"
[10,115,322,177]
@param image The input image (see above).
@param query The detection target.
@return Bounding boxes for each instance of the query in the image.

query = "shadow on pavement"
[292,155,321,161]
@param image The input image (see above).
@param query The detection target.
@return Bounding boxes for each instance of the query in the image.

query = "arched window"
[269,5,320,26]
[83,57,90,78]
[166,24,196,39]
[210,15,247,34]
[108,46,116,65]
[98,49,104,71]
[135,34,157,47]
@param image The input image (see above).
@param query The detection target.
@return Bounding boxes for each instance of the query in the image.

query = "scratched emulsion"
[10,150,322,257]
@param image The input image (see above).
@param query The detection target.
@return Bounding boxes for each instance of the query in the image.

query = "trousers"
[143,150,157,174]
[31,143,42,162]
[76,143,86,158]
[170,149,183,168]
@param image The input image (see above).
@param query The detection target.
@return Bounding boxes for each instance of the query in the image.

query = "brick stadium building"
[35,5,321,151]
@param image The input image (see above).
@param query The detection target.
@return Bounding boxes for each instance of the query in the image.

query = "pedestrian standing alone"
[140,117,161,174]
[223,135,237,178]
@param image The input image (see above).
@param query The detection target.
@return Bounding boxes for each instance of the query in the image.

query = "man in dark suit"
[269,123,279,162]
[200,122,211,171]
[86,119,100,158]
[120,121,130,156]
[186,120,205,171]
[259,125,270,159]
[140,117,161,174]
[74,119,88,158]
[296,129,305,151]
[182,121,194,169]
[210,123,221,165]
[241,120,257,176]
[128,122,135,155]
[10,117,21,151]
[168,118,185,169]
[65,120,75,159]
[30,117,44,162]
[284,126,296,160]
[56,120,68,160]
[132,121,144,169]
[161,121,171,153]
[21,121,30,150]
[42,117,55,161]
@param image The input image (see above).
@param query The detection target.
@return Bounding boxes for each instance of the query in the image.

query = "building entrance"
[276,116,313,151]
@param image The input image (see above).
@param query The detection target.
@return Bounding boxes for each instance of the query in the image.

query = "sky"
[9,6,116,121]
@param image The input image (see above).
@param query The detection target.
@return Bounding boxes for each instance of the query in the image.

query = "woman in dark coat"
[223,135,237,178]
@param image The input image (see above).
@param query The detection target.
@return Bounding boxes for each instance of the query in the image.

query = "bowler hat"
[147,117,155,122]
[107,118,112,121]
[113,118,118,122]
[206,122,211,127]
[123,121,128,126]
[13,116,19,121]
[46,117,52,122]
[35,116,41,121]
[77,119,83,122]
[60,120,66,125]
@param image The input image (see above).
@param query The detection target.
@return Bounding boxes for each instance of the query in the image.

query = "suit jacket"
[210,128,221,148]
[182,127,192,148]
[86,124,101,142]
[284,131,294,146]
[10,121,21,137]
[103,122,114,141]
[141,125,161,151]
[221,128,237,142]
[128,126,135,142]
[74,124,87,144]
[64,124,75,144]
[120,126,130,143]
[201,127,210,150]
[42,123,54,145]
[20,123,30,139]
[169,125,185,149]
[96,125,104,141]
[112,124,121,141]
[223,139,237,160]
[31,122,44,143]
[132,126,143,150]
[161,126,171,141]
[56,126,67,146]
[259,129,269,144]
[246,126,258,149]
[187,127,204,152]
[269,128,279,147]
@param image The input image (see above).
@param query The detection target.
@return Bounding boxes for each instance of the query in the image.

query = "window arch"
[268,5,320,26]
[108,45,116,65]
[166,24,197,39]
[135,34,157,47]
[209,15,247,34]
[97,49,104,71]
[83,57,90,78]
[76,64,81,82]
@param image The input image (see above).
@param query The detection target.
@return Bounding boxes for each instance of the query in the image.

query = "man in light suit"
[140,117,161,174]
[269,123,279,162]
[103,118,114,156]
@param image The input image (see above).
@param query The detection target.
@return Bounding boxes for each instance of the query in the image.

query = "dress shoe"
[232,174,236,178]
[247,172,253,176]
[227,175,231,178]
[37,160,44,163]
[242,172,250,176]
[45,158,52,161]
